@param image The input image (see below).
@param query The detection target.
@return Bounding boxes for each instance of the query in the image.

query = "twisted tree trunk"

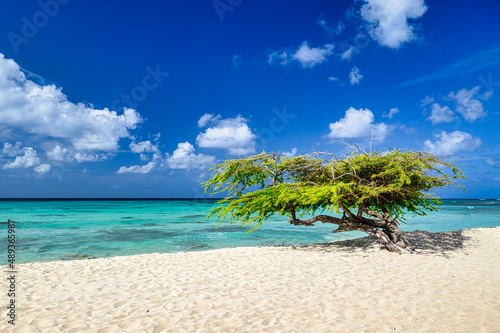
[289,210,416,254]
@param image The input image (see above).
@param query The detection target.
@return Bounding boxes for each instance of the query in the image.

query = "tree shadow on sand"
[286,230,469,256]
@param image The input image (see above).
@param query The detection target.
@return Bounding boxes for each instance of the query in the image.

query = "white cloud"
[421,95,435,106]
[382,107,399,119]
[448,86,487,122]
[3,146,40,169]
[267,50,291,66]
[0,53,142,154]
[424,131,482,155]
[116,161,157,174]
[130,141,159,154]
[46,144,104,163]
[292,41,334,68]
[480,90,493,101]
[317,17,344,36]
[2,142,23,157]
[166,142,216,170]
[196,115,256,155]
[34,163,51,175]
[73,152,102,163]
[486,158,495,166]
[426,103,455,124]
[2,142,52,175]
[328,76,339,82]
[341,46,355,60]
[327,107,389,142]
[267,41,334,68]
[47,145,71,161]
[197,113,221,128]
[349,66,363,85]
[116,151,162,174]
[360,0,428,49]
[282,148,298,158]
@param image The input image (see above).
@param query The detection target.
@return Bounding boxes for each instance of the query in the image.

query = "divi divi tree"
[203,149,465,253]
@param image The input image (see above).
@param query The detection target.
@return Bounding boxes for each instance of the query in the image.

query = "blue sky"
[0,0,499,198]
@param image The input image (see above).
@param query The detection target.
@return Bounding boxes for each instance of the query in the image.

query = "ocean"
[1,199,499,264]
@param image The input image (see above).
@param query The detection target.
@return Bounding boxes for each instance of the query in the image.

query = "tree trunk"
[289,213,416,254]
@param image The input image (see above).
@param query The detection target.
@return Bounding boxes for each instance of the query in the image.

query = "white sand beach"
[2,227,499,332]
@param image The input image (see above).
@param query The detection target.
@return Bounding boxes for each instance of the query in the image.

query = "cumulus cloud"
[46,144,105,163]
[360,0,428,49]
[73,152,102,163]
[3,146,40,169]
[166,142,216,170]
[116,161,157,174]
[426,103,455,124]
[47,145,71,162]
[129,141,159,154]
[447,86,487,122]
[0,53,143,169]
[1,143,51,174]
[2,142,24,157]
[382,107,400,119]
[34,163,51,175]
[424,131,482,155]
[282,148,298,158]
[196,114,256,155]
[349,66,363,85]
[292,41,334,68]
[267,41,334,68]
[328,76,339,82]
[197,113,221,128]
[327,107,389,142]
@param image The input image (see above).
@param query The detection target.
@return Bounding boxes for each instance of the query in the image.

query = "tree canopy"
[203,148,465,253]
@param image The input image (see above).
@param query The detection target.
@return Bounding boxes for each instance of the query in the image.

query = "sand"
[2,227,499,332]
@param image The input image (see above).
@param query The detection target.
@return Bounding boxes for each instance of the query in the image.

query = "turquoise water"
[1,199,499,264]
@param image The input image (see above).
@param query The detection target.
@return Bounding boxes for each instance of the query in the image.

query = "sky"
[0,0,499,198]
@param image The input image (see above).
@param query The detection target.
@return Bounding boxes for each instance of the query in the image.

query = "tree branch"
[286,202,297,220]
[357,203,365,218]
[289,214,344,226]
[338,200,359,222]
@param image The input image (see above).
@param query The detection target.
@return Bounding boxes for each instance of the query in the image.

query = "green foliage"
[203,149,465,231]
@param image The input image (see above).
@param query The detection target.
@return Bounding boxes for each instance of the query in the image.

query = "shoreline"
[2,227,499,332]
[11,227,485,265]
